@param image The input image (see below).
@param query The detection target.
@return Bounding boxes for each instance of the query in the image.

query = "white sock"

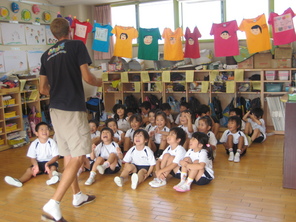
[43,199,61,220]
[103,161,110,168]
[73,191,87,203]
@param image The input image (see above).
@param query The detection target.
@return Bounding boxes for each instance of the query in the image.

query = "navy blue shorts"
[31,161,59,175]
[192,170,213,185]
[134,164,150,173]
[105,166,121,174]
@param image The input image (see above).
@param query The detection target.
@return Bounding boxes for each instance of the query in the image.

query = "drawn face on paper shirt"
[144,35,153,45]
[170,37,176,44]
[120,33,128,40]
[251,25,262,35]
[220,31,231,40]
[188,38,194,45]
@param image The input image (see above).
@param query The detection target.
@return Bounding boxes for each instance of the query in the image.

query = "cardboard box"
[272,59,292,68]
[254,53,272,69]
[278,43,292,48]
[237,56,254,69]
[274,48,293,59]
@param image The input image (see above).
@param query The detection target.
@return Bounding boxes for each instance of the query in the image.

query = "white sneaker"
[175,183,191,192]
[114,176,123,187]
[4,176,23,187]
[228,152,234,161]
[43,199,62,221]
[46,175,59,185]
[173,181,185,190]
[72,192,96,208]
[85,175,95,186]
[97,165,106,175]
[234,152,240,162]
[150,179,167,188]
[149,178,160,186]
[131,173,139,190]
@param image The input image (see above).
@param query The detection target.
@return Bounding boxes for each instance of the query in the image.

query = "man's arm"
[80,64,102,87]
[39,75,50,96]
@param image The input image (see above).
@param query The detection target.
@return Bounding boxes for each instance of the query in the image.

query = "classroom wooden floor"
[0,134,295,222]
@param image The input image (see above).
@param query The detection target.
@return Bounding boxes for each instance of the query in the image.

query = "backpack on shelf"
[86,97,105,121]
[188,96,201,117]
[167,96,180,113]
[146,94,161,109]
[210,97,223,119]
[220,97,235,127]
[124,94,139,113]
[249,97,261,110]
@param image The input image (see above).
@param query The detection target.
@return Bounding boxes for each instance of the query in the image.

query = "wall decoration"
[32,4,40,15]
[25,24,46,45]
[43,11,51,23]
[27,51,44,74]
[1,23,26,45]
[11,2,19,13]
[45,25,57,45]
[0,51,5,73]
[21,9,32,21]
[3,50,28,72]
[0,6,9,20]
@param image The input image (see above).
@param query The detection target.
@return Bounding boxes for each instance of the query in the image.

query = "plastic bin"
[265,83,283,92]
[4,111,16,119]
[0,127,2,133]
[6,124,17,132]
[8,138,25,146]
[278,71,289,80]
[0,139,4,145]
[3,99,16,106]
[265,71,276,80]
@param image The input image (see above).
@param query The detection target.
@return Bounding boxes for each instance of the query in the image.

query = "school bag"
[124,94,139,112]
[249,97,261,110]
[189,96,201,117]
[167,96,180,113]
[220,97,235,127]
[145,94,161,109]
[210,97,223,119]
[86,97,105,121]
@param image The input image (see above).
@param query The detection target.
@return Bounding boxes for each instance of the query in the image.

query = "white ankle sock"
[43,199,61,221]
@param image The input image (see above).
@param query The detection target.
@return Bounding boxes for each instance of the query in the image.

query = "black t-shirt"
[40,39,91,111]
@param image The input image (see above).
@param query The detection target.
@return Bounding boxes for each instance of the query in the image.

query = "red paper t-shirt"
[184,27,201,59]
[71,18,93,44]
[268,7,296,45]
[210,20,239,57]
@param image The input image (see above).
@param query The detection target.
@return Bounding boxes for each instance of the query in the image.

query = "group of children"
[4,100,267,193]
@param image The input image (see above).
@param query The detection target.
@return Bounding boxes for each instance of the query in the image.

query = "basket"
[0,139,4,146]
[3,99,16,106]
[4,111,16,119]
[278,71,289,81]
[265,71,275,80]
[6,124,17,132]
[0,127,2,133]
[265,83,283,92]
[8,138,25,146]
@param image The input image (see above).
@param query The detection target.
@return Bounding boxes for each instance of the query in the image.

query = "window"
[226,0,269,39]
[180,0,222,40]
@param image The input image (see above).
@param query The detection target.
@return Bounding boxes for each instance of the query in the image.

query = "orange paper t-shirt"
[239,14,271,54]
[112,26,138,58]
[162,27,184,61]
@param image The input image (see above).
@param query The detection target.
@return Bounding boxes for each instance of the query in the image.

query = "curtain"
[93,5,114,60]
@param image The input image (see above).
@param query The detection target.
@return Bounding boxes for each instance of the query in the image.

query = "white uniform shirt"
[123,146,156,166]
[167,114,174,123]
[184,148,214,179]
[194,116,201,128]
[125,128,136,142]
[175,113,181,125]
[114,129,124,141]
[207,131,217,146]
[219,129,249,146]
[159,145,186,166]
[178,124,197,138]
[27,138,59,162]
[145,123,154,132]
[117,118,130,132]
[149,126,170,144]
[91,131,100,139]
[94,141,119,159]
[247,118,266,141]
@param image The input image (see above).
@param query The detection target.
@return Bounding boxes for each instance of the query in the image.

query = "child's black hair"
[113,104,127,121]
[105,118,118,127]
[250,107,264,119]
[160,103,171,111]
[140,101,151,110]
[228,116,241,131]
[155,111,167,121]
[148,109,156,116]
[199,116,212,128]
[251,25,262,33]
[100,127,114,138]
[191,132,213,160]
[89,119,99,127]
[230,108,243,119]
[197,104,210,116]
[35,122,49,132]
[129,113,142,124]
[180,109,194,124]
[180,101,190,109]
[133,129,149,144]
[169,127,186,146]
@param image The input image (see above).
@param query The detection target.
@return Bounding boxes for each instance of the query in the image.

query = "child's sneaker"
[84,172,96,186]
[175,183,191,192]
[4,176,23,187]
[42,199,62,221]
[131,173,139,190]
[234,152,240,162]
[228,152,234,161]
[150,178,166,188]
[72,192,96,208]
[149,178,160,186]
[97,165,106,175]
[46,175,60,185]
[173,181,185,190]
[114,176,123,187]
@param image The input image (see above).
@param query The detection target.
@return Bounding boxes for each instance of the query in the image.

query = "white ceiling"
[48,0,133,6]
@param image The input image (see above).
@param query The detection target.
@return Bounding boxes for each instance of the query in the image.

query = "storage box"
[6,124,17,132]
[288,94,296,101]
[237,56,254,69]
[3,99,16,106]
[4,111,16,119]
[0,87,20,93]
[278,71,289,80]
[278,43,292,48]
[8,138,25,146]
[254,53,272,68]
[274,48,293,59]
[265,83,283,92]
[272,59,292,68]
[0,127,2,133]
[0,139,4,146]
[265,71,276,80]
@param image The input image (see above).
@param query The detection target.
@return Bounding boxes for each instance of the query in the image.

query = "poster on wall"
[1,23,26,45]
[3,50,28,72]
[25,24,46,45]
[45,25,57,45]
[27,50,44,74]
[0,51,5,73]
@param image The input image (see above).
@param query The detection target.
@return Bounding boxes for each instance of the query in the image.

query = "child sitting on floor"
[220,116,249,162]
[4,122,60,187]
[114,129,156,189]
[149,127,187,188]
[85,127,123,185]
[174,132,214,192]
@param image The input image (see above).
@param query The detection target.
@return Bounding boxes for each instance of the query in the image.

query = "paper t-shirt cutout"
[210,20,239,57]
[162,27,184,61]
[138,27,161,60]
[239,14,271,54]
[92,23,113,52]
[112,26,138,58]
[184,27,201,59]
[268,7,296,46]
[71,18,92,44]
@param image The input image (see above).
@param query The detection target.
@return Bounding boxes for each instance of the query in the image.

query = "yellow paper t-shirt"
[162,27,184,61]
